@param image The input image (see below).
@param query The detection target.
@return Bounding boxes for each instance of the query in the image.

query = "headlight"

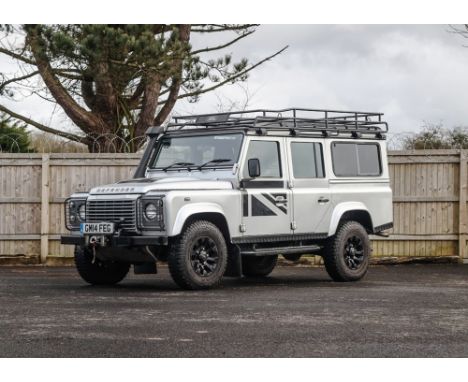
[145,203,158,220]
[65,198,87,230]
[78,204,86,221]
[138,197,164,230]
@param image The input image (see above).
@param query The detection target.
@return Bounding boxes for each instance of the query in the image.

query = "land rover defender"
[61,108,393,289]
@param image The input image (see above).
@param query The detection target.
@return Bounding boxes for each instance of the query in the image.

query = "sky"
[2,24,468,139]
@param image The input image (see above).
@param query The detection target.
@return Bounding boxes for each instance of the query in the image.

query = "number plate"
[80,222,114,235]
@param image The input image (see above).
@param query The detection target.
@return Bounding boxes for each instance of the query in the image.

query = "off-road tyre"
[323,221,370,282]
[74,245,130,285]
[168,220,228,290]
[242,255,278,277]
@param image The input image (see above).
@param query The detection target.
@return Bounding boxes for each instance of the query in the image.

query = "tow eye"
[88,236,106,264]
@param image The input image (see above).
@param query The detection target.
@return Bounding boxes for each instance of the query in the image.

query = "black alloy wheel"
[344,235,365,270]
[190,237,220,277]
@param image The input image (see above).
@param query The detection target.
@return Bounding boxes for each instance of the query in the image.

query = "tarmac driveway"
[0,264,467,357]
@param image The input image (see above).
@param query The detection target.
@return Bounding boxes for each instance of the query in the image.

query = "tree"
[0,113,32,152]
[0,25,287,152]
[403,123,468,150]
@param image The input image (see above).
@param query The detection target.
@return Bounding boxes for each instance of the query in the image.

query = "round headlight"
[145,203,158,220]
[78,204,86,220]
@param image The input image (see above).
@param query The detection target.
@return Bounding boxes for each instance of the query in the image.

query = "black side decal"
[277,205,287,214]
[262,193,288,215]
[271,192,287,198]
[241,180,285,189]
[252,195,277,216]
[242,192,249,217]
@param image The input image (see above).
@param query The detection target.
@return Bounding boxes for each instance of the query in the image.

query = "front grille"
[86,200,137,233]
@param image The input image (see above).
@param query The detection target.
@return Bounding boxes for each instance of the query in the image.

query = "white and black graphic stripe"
[244,193,288,216]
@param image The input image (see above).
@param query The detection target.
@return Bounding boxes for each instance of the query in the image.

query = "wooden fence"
[0,150,466,264]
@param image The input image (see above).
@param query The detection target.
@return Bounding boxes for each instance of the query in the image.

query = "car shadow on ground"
[58,272,368,294]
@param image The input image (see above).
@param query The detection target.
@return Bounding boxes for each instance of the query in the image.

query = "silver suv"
[61,108,393,289]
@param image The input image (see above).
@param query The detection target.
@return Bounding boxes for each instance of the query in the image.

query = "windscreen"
[150,133,243,169]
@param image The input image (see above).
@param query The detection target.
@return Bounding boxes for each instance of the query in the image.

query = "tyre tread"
[168,220,227,290]
[323,220,370,282]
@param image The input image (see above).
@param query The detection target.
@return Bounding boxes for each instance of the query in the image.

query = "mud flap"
[134,262,158,274]
[224,246,242,277]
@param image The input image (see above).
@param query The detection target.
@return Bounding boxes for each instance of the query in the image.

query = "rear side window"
[332,142,381,177]
[291,142,325,178]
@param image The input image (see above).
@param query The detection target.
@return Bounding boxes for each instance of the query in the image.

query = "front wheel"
[168,220,228,290]
[74,246,130,285]
[323,221,370,282]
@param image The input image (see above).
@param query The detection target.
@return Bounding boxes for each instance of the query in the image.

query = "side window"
[244,140,281,178]
[332,142,381,177]
[291,142,325,178]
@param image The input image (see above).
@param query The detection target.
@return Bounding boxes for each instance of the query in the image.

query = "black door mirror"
[248,158,261,178]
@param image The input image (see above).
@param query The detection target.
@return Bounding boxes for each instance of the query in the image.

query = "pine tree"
[0,25,286,152]
[0,113,32,153]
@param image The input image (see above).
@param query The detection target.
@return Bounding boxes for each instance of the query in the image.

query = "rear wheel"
[242,255,278,277]
[323,221,370,282]
[74,246,130,285]
[168,220,228,290]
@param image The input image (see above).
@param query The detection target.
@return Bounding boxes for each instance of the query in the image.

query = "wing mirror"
[248,158,261,178]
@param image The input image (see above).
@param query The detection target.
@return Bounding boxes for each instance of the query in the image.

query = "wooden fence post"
[40,154,50,264]
[459,150,467,263]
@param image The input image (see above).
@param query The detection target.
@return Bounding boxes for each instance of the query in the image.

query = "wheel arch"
[328,202,373,236]
[171,203,231,243]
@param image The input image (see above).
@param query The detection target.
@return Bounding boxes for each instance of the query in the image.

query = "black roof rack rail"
[164,108,388,137]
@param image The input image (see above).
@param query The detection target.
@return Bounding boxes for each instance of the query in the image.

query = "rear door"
[240,137,293,238]
[286,138,332,236]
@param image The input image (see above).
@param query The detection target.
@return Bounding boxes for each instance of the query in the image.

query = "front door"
[240,138,292,239]
[286,138,332,236]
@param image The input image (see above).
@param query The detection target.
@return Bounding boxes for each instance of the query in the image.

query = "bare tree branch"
[191,24,258,33]
[0,47,35,65]
[191,29,255,55]
[161,46,288,104]
[0,70,40,94]
[0,102,84,142]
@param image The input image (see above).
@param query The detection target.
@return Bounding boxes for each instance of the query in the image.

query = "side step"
[240,244,321,256]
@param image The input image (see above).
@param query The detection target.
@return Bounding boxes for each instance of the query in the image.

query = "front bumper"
[60,234,168,246]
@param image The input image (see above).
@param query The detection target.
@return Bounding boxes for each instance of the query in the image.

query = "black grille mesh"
[86,200,137,232]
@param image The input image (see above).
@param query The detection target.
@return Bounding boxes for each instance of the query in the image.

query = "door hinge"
[287,180,294,189]
[291,221,297,230]
[239,224,246,233]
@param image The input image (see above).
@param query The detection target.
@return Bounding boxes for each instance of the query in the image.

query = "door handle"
[274,196,286,202]
[318,197,329,203]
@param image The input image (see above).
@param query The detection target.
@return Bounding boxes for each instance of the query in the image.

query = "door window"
[243,140,282,178]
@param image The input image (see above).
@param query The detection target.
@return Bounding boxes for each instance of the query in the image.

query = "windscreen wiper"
[198,158,232,170]
[162,162,194,172]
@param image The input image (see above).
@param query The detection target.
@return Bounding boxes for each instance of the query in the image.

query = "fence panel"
[0,150,467,263]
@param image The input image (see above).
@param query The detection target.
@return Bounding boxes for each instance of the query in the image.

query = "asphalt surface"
[1,264,468,357]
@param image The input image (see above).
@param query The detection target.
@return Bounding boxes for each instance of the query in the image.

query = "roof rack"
[164,108,388,138]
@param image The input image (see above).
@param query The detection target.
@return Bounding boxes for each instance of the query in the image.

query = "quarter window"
[291,142,325,178]
[332,142,381,177]
[244,140,281,178]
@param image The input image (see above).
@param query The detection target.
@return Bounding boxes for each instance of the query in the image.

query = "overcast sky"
[2,24,468,137]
